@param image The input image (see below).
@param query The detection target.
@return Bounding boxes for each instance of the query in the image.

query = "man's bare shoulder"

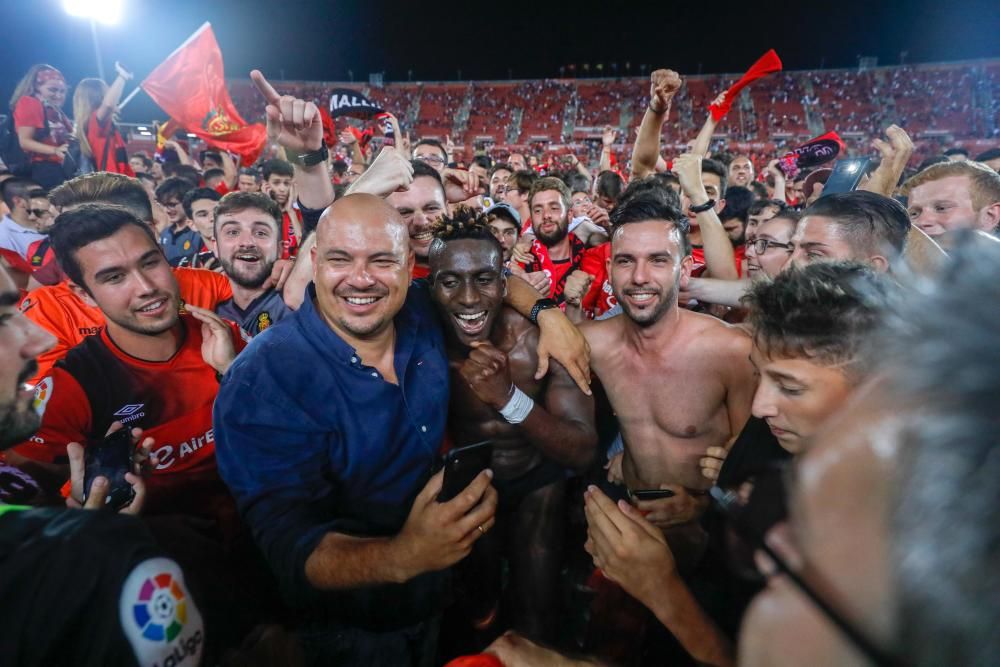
[577,315,622,349]
[680,309,753,356]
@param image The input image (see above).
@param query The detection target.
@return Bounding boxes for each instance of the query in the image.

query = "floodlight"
[63,0,123,26]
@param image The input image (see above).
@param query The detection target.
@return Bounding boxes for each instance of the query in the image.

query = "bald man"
[213,193,499,664]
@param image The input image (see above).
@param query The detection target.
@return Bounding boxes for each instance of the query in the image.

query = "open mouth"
[625,291,658,306]
[341,294,385,312]
[135,298,168,316]
[453,310,488,336]
[411,231,433,244]
[234,252,261,264]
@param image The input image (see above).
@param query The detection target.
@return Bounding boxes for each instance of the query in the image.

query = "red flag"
[709,49,783,122]
[142,23,267,163]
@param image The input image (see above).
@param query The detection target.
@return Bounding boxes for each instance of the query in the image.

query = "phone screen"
[83,428,135,510]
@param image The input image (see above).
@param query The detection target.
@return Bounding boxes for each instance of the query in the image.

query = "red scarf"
[709,50,783,122]
[521,234,587,306]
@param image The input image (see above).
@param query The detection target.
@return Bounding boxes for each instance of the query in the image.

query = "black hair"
[565,173,591,196]
[595,170,624,203]
[261,159,294,181]
[472,154,492,171]
[749,181,768,200]
[201,150,223,165]
[609,192,690,256]
[238,167,261,180]
[720,185,754,223]
[154,177,195,206]
[202,168,225,183]
[129,152,153,170]
[701,158,728,194]
[49,204,159,291]
[488,162,512,179]
[213,191,282,234]
[170,164,202,188]
[618,175,682,210]
[508,169,538,194]
[182,187,222,220]
[744,261,891,380]
[331,160,348,176]
[749,198,788,217]
[942,147,969,158]
[973,147,1000,163]
[1,178,42,209]
[413,138,448,163]
[428,206,504,271]
[803,191,911,260]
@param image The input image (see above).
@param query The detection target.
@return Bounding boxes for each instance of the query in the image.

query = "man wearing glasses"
[0,179,55,289]
[412,138,449,173]
[154,176,199,266]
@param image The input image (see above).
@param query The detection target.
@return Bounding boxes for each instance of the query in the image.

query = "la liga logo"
[132,572,188,641]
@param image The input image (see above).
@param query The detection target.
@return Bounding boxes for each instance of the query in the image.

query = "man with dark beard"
[387,160,447,279]
[213,192,292,336]
[516,177,599,307]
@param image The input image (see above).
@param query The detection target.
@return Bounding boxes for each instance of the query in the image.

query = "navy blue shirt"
[213,280,449,630]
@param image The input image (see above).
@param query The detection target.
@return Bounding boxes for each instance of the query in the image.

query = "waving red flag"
[709,49,783,122]
[141,23,266,163]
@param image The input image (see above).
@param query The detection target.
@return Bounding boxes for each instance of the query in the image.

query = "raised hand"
[602,125,618,148]
[563,270,595,307]
[114,61,134,81]
[347,146,414,197]
[649,69,682,113]
[442,168,481,203]
[672,153,708,201]
[186,305,237,375]
[66,422,155,515]
[251,69,323,153]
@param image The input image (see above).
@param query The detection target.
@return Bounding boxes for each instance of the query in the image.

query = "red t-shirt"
[690,244,746,278]
[13,96,72,164]
[580,242,616,318]
[14,315,246,520]
[281,210,302,260]
[214,181,231,196]
[20,268,233,384]
[85,111,134,175]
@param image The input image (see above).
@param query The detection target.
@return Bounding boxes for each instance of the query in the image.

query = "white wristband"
[499,386,535,424]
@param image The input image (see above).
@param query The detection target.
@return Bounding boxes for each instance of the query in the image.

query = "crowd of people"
[0,55,998,667]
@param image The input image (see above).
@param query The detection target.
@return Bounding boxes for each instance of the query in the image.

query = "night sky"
[1,0,997,122]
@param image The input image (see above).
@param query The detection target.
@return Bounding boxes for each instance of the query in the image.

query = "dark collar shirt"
[213,280,449,631]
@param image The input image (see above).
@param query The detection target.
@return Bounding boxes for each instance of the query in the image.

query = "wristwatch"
[294,142,329,168]
[689,198,716,214]
[529,298,559,325]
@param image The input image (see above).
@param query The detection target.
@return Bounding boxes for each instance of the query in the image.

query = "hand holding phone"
[820,157,872,197]
[83,427,136,511]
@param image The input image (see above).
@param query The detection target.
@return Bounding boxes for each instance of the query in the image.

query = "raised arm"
[673,153,738,280]
[631,70,682,180]
[95,62,133,124]
[690,92,726,158]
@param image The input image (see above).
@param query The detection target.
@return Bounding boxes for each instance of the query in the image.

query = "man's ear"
[713,197,726,215]
[68,281,98,308]
[977,202,1000,233]
[868,254,891,274]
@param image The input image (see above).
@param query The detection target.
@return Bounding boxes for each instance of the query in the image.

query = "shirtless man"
[581,192,755,542]
[428,208,597,641]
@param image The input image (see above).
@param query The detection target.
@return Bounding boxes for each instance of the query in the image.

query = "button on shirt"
[0,215,46,259]
[213,281,450,630]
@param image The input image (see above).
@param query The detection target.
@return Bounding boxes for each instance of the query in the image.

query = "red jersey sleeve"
[174,267,233,309]
[214,181,231,196]
[12,369,92,464]
[20,287,100,383]
[13,96,45,129]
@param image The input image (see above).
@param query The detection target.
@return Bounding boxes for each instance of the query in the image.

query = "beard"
[0,361,42,450]
[220,250,274,289]
[535,218,569,246]
[617,282,679,327]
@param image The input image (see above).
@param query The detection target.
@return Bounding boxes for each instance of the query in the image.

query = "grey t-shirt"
[215,288,291,337]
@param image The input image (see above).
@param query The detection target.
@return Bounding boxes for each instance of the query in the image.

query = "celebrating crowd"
[1,54,999,667]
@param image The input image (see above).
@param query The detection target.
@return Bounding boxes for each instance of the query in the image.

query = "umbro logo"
[114,404,145,417]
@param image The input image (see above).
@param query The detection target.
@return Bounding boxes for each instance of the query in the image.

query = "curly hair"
[743,261,893,381]
[428,206,504,266]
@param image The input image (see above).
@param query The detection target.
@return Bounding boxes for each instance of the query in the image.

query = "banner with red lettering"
[141,23,267,163]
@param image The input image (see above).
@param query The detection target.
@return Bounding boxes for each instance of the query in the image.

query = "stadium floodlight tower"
[62,0,124,81]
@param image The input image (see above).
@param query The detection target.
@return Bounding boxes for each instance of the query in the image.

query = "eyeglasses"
[750,238,793,255]
[711,470,905,667]
[415,154,446,166]
[28,208,52,218]
[495,187,518,196]
[572,197,593,207]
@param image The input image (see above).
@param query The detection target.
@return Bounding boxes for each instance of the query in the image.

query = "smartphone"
[820,157,872,197]
[83,427,135,511]
[438,440,493,502]
[631,488,676,501]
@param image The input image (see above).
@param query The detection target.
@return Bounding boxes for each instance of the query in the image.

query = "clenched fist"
[563,270,595,306]
[649,69,682,113]
[460,341,515,410]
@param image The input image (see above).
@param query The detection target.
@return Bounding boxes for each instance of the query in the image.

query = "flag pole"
[117,86,142,110]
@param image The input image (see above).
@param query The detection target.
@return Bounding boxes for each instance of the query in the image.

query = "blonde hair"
[9,64,60,110]
[902,161,1000,212]
[73,78,108,159]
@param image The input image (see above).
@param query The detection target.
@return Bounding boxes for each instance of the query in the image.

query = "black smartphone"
[83,427,135,511]
[820,157,872,197]
[438,440,494,502]
[631,488,676,501]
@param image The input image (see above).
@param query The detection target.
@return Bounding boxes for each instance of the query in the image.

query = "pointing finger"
[251,69,281,105]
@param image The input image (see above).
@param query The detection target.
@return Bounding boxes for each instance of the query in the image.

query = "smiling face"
[749,342,853,453]
[72,225,181,338]
[610,219,692,326]
[906,175,982,240]
[215,207,281,289]
[387,175,447,263]
[311,195,413,341]
[36,77,67,108]
[746,204,780,241]
[0,266,56,449]
[430,238,506,346]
